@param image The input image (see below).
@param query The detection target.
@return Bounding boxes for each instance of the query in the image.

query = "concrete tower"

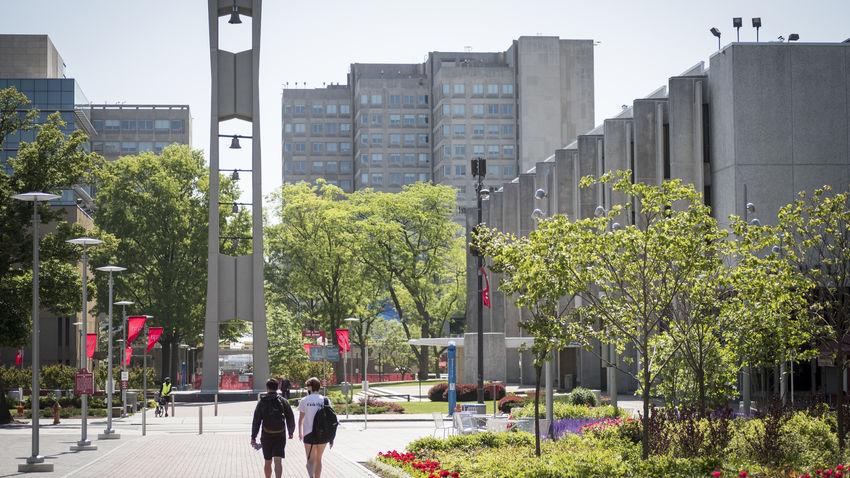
[202,0,269,393]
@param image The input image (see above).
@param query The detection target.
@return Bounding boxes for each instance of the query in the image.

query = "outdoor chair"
[454,412,486,435]
[431,412,454,438]
[486,417,509,433]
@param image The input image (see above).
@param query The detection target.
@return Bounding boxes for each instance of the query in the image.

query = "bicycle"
[154,391,165,417]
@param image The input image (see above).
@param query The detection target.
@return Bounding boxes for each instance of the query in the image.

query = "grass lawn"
[398,400,495,414]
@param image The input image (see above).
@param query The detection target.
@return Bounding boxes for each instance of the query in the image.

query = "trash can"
[126,391,137,412]
[461,403,486,414]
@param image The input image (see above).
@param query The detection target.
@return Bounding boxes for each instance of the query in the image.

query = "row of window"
[94,119,183,133]
[287,160,353,173]
[91,141,175,154]
[284,104,352,116]
[286,122,352,134]
[284,142,353,153]
[360,94,429,106]
[361,133,428,146]
[362,114,429,126]
[440,124,514,137]
[362,172,429,186]
[359,153,429,167]
[441,144,515,157]
[439,103,514,117]
[441,83,513,97]
[443,164,515,178]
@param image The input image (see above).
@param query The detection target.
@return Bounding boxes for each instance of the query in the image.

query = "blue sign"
[309,346,340,362]
[448,343,456,415]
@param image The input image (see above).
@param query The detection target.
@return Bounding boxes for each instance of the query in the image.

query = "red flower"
[712,472,721,477]
[739,472,747,477]
[452,474,460,478]
[839,466,846,471]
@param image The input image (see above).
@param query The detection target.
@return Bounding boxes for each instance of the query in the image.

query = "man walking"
[251,378,296,478]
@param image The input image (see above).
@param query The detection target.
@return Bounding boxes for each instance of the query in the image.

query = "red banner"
[127,316,147,344]
[15,348,22,365]
[146,327,163,353]
[125,347,132,366]
[303,343,312,354]
[336,329,350,354]
[481,267,491,308]
[86,333,97,358]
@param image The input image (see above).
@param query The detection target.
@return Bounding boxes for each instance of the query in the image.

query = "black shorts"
[303,432,327,445]
[261,434,285,460]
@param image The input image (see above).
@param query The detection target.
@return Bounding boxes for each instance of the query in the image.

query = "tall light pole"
[96,265,125,439]
[742,184,758,414]
[115,300,134,417]
[67,236,103,451]
[595,206,622,411]
[344,317,359,419]
[471,157,489,404]
[12,191,60,473]
[142,318,153,437]
[532,188,556,427]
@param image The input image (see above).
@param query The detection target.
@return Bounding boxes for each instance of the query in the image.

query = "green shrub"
[498,395,523,413]
[568,387,598,406]
[511,402,622,419]
[427,382,505,401]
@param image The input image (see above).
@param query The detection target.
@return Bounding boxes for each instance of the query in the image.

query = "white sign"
[121,371,129,381]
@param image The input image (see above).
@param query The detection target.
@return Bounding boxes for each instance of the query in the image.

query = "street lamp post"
[12,191,60,473]
[742,184,757,414]
[471,157,489,404]
[594,205,622,411]
[141,316,153,436]
[97,265,125,439]
[67,236,103,451]
[344,317,359,419]
[115,300,134,417]
[532,188,556,427]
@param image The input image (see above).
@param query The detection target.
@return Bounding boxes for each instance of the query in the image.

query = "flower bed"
[377,450,460,478]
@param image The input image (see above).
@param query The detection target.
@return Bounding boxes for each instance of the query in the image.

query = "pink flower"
[739,472,747,478]
[712,472,721,477]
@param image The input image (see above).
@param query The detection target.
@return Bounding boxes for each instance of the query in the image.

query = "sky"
[2,0,849,206]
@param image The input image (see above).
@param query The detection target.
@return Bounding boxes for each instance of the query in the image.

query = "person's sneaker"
[164,413,168,417]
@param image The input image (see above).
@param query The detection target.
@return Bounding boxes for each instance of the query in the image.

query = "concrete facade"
[281,36,594,217]
[89,105,192,161]
[470,41,850,396]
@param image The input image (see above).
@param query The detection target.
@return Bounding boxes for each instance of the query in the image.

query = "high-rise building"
[282,36,595,213]
[89,104,192,161]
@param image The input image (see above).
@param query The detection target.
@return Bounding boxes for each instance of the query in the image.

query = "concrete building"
[89,104,192,161]
[282,36,595,215]
[466,40,850,401]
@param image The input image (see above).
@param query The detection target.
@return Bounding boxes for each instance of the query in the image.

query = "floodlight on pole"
[788,33,800,41]
[710,27,721,50]
[733,17,742,42]
[752,18,762,42]
[67,236,103,452]
[12,192,60,472]
[471,157,488,404]
[114,300,133,417]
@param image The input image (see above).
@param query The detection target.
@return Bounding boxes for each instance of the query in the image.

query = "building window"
[312,161,323,173]
[171,120,183,132]
[104,120,120,131]
[488,124,499,136]
[442,104,451,116]
[295,143,306,152]
[284,143,292,152]
[362,173,369,184]
[340,161,351,172]
[361,95,368,105]
[295,161,306,172]
[453,104,465,116]
[339,104,350,114]
[326,123,338,134]
[419,173,427,182]
[487,84,498,95]
[503,165,515,177]
[122,120,136,131]
[138,120,152,131]
[326,161,338,172]
[312,105,323,115]
[418,153,428,165]
[502,124,514,136]
[442,125,451,137]
[390,154,401,165]
[121,142,137,153]
[340,142,351,153]
[389,95,401,105]
[284,105,292,114]
[371,95,383,105]
[404,154,416,166]
[284,124,292,133]
[295,123,306,133]
[403,95,415,106]
[455,165,466,175]
[404,134,415,145]
[295,104,306,114]
[473,145,484,155]
[418,134,428,144]
[326,142,338,152]
[361,135,368,145]
[371,114,382,125]
[361,114,368,125]
[417,114,428,125]
[93,120,103,131]
[390,134,401,145]
[418,95,428,105]
[340,179,352,190]
[488,145,499,156]
[453,84,465,95]
[443,165,451,176]
[340,123,351,133]
[502,84,514,95]
[104,142,120,153]
[472,104,484,116]
[390,173,402,185]
[442,84,450,95]
[455,145,466,156]
[371,134,382,144]
[312,142,324,153]
[404,173,416,185]
[487,104,499,115]
[139,142,153,152]
[372,173,383,184]
[487,165,499,177]
[443,145,451,157]
[472,124,484,136]
[453,124,465,136]
[154,142,169,153]
[326,104,337,114]
[473,83,484,95]
[361,154,369,164]
[155,120,170,131]
[503,145,515,156]
[502,104,514,115]
[312,123,323,134]
[390,115,401,126]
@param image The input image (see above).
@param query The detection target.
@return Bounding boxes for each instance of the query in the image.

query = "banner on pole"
[303,343,312,354]
[481,267,491,308]
[15,348,22,365]
[336,329,350,354]
[146,327,163,353]
[86,333,97,358]
[125,347,132,366]
[127,316,147,343]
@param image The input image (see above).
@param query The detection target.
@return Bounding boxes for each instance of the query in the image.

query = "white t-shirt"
[298,393,327,436]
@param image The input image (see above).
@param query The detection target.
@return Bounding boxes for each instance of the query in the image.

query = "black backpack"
[262,395,286,433]
[312,397,338,443]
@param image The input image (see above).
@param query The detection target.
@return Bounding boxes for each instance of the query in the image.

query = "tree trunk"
[838,354,846,450]
[0,376,11,424]
[642,357,651,460]
[697,368,706,418]
[534,364,542,457]
[418,344,429,380]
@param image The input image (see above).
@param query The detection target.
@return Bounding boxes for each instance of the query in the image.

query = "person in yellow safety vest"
[159,377,172,417]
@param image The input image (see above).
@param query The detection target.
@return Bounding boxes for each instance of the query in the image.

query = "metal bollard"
[199,406,203,435]
[142,405,146,436]
[171,394,175,417]
[53,402,62,424]
[214,393,218,416]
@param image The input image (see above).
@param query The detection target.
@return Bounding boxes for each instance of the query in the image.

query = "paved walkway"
[0,400,435,478]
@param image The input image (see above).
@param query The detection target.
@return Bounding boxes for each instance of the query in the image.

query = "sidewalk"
[0,400,435,477]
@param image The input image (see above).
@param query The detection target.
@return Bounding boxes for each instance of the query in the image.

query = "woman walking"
[298,377,333,478]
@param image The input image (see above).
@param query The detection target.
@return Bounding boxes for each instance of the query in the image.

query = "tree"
[353,183,465,379]
[88,145,247,381]
[266,181,366,378]
[774,185,850,448]
[266,302,310,377]
[0,87,103,423]
[371,318,417,379]
[475,217,581,457]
